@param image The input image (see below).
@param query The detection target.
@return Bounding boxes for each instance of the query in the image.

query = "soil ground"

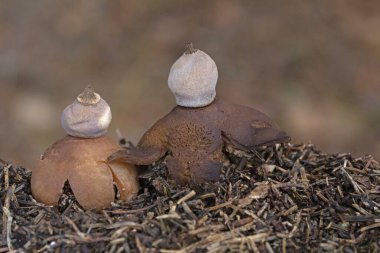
[1,142,379,252]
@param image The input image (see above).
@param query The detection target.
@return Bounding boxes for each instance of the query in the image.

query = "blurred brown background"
[0,0,379,168]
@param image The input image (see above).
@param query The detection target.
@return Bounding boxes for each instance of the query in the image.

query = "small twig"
[182,202,197,220]
[176,190,196,205]
[102,210,114,225]
[135,236,147,253]
[205,201,232,212]
[2,207,12,251]
[2,185,15,251]
[316,191,329,203]
[265,242,275,253]
[64,217,86,238]
[283,205,299,217]
[252,149,265,162]
[3,164,10,190]
[288,211,302,238]
[105,221,144,230]
[340,161,365,194]
[359,223,380,233]
[352,203,372,216]
[229,232,268,243]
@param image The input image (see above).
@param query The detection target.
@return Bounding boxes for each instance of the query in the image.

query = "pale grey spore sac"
[61,88,112,138]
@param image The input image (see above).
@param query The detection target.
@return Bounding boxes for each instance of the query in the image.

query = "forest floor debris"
[1,143,379,252]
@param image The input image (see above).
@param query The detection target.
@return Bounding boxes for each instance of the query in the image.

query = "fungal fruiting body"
[61,87,112,138]
[108,44,290,185]
[109,99,289,184]
[32,136,137,209]
[31,86,139,210]
[168,42,218,107]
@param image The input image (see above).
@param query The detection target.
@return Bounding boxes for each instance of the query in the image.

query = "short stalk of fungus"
[108,43,290,185]
[31,86,139,210]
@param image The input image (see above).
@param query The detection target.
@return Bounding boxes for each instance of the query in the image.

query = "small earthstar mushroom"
[108,43,290,185]
[31,86,139,210]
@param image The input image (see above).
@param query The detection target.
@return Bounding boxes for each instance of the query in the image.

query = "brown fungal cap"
[32,136,139,210]
[109,99,289,185]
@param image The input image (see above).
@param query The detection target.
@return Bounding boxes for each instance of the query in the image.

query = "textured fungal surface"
[31,136,138,210]
[61,86,112,138]
[168,43,218,108]
[109,99,289,184]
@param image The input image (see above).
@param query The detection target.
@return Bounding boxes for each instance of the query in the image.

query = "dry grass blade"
[176,190,196,205]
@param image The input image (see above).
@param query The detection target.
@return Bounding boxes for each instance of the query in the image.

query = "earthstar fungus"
[108,43,290,185]
[31,86,139,210]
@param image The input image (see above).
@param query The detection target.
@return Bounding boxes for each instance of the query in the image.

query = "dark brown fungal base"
[1,143,380,252]
[108,98,290,185]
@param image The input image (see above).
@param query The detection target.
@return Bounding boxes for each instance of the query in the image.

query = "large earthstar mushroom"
[31,86,139,210]
[108,43,290,185]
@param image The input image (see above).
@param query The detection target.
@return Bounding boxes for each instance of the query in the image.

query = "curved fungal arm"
[108,121,168,165]
[219,101,290,150]
[107,146,166,165]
